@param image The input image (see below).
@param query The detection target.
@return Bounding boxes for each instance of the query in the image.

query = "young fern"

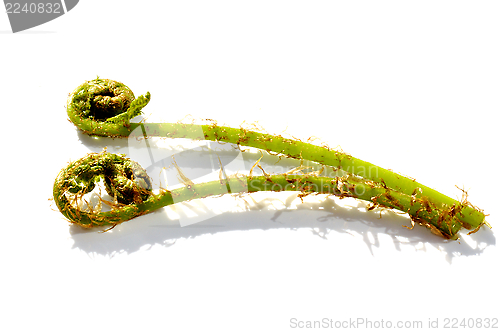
[62,78,490,238]
[53,151,465,238]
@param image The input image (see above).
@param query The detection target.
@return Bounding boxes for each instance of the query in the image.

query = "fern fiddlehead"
[53,151,467,238]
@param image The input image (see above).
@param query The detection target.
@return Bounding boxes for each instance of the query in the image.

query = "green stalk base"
[53,152,469,239]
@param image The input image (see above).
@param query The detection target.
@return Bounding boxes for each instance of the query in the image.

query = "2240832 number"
[5,2,62,14]
[444,318,498,329]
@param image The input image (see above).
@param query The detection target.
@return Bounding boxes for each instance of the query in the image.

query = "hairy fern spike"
[63,79,490,238]
[54,152,475,239]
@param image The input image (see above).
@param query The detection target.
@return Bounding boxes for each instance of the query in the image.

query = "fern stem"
[53,152,469,238]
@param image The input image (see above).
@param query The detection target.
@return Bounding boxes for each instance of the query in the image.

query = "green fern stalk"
[53,151,466,238]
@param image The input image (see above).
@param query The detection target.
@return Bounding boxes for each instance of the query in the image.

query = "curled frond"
[66,77,151,137]
[53,151,153,227]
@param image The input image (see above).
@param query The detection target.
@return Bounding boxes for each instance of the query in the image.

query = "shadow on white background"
[69,128,495,263]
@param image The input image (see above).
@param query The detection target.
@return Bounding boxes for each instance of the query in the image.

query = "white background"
[1,1,499,331]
